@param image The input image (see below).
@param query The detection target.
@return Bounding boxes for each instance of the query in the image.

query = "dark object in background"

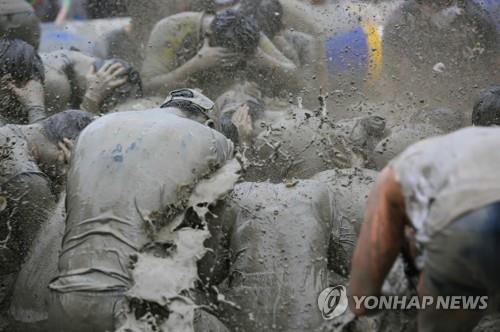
[0,0,41,49]
[32,0,60,22]
[0,37,45,83]
[472,85,500,127]
[210,9,260,55]
[85,0,127,19]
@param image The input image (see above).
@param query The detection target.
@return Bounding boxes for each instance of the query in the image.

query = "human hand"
[55,138,74,177]
[196,38,240,69]
[231,104,254,145]
[3,76,45,108]
[84,62,128,105]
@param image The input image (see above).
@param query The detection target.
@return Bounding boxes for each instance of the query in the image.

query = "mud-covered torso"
[51,110,233,292]
[245,107,385,182]
[220,181,334,332]
[312,168,378,276]
[42,50,91,115]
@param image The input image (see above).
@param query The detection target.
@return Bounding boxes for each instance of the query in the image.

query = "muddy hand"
[197,38,239,69]
[5,76,45,108]
[55,138,75,178]
[85,62,128,103]
[232,104,254,145]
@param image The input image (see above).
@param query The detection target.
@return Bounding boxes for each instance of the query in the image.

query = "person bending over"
[350,127,500,332]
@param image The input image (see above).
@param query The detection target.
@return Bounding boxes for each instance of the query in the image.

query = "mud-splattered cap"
[161,89,215,116]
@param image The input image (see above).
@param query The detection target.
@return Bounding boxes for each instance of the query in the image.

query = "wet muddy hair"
[472,85,500,126]
[210,9,260,55]
[241,0,284,38]
[41,110,94,144]
[0,38,44,84]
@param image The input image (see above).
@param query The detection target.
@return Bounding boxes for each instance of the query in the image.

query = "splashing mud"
[116,159,241,332]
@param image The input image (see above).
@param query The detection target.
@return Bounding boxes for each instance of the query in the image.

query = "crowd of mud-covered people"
[0,0,499,331]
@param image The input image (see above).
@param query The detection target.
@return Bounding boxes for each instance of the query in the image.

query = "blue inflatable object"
[40,22,96,53]
[324,23,383,86]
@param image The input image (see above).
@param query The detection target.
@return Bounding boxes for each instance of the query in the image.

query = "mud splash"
[116,159,241,332]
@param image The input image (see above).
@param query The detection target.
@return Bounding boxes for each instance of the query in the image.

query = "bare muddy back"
[219,180,334,331]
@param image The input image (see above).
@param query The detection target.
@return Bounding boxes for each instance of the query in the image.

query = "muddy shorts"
[423,201,500,311]
[48,290,126,332]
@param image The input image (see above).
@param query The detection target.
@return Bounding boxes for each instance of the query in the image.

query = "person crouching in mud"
[0,110,93,329]
[141,7,299,100]
[350,127,500,332]
[48,89,235,332]
[42,50,143,115]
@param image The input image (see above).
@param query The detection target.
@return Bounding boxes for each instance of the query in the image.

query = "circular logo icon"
[317,285,348,320]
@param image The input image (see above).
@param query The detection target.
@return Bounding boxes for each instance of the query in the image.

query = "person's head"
[161,89,217,128]
[472,85,500,126]
[93,58,143,111]
[28,110,94,177]
[241,0,283,38]
[208,8,260,55]
[0,38,45,121]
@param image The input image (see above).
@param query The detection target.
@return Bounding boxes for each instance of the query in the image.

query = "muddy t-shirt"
[0,0,33,15]
[50,109,234,293]
[390,127,500,243]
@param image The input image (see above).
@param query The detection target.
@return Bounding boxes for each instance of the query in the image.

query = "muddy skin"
[41,50,96,115]
[218,180,334,332]
[373,123,444,170]
[312,168,378,277]
[141,11,301,102]
[245,107,386,182]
